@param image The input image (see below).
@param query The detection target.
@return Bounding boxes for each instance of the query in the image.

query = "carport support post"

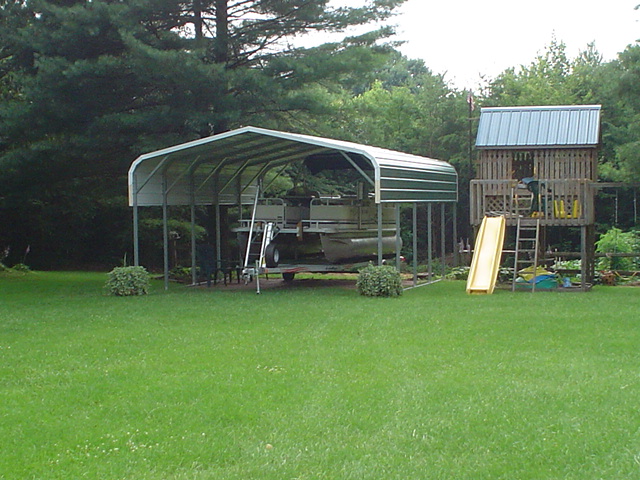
[214,175,222,269]
[237,176,244,264]
[377,202,383,266]
[162,172,170,291]
[133,174,140,267]
[215,205,221,267]
[190,172,197,286]
[452,205,458,267]
[427,203,433,281]
[395,204,401,271]
[441,203,446,278]
[412,203,418,287]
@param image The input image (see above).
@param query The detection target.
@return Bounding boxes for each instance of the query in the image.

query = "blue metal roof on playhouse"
[476,105,601,149]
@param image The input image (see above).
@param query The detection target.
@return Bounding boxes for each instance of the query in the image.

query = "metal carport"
[128,126,458,288]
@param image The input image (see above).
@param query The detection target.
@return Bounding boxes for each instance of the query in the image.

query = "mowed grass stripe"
[1,272,639,479]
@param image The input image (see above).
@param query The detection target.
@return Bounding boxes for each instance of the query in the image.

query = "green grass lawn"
[1,271,640,479]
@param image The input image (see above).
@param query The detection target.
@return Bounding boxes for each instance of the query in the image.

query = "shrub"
[595,227,639,271]
[11,263,31,273]
[106,266,151,296]
[356,264,403,297]
[445,266,470,280]
[1,246,9,271]
[498,266,513,283]
[170,266,194,283]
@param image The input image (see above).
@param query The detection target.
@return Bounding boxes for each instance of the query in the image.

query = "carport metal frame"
[128,126,458,289]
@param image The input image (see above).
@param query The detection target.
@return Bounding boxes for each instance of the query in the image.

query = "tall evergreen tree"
[0,0,405,267]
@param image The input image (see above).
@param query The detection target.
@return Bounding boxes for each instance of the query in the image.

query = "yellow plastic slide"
[466,216,506,294]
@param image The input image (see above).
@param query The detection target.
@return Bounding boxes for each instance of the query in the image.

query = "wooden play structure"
[470,105,601,290]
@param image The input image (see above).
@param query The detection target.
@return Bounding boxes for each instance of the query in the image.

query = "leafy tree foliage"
[604,45,640,183]
[306,53,470,166]
[485,38,580,106]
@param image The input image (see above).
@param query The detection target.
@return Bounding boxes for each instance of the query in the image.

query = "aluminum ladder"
[242,186,279,288]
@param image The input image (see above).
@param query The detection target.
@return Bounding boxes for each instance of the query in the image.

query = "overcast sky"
[393,0,640,89]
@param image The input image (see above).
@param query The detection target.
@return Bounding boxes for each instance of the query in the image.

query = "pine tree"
[0,0,405,267]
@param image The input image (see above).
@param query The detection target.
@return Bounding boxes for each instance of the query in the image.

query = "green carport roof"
[128,126,458,206]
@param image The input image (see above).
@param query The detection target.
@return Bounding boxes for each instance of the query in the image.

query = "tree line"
[1,0,639,268]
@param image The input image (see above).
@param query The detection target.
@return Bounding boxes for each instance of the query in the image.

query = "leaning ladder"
[242,186,277,288]
[512,217,541,292]
[242,185,261,281]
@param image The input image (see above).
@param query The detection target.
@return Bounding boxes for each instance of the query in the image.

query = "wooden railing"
[470,179,595,226]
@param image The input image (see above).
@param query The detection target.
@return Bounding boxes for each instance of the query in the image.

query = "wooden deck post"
[580,225,596,291]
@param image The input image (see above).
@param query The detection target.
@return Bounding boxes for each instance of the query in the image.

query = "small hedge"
[106,266,151,296]
[356,264,403,297]
[0,263,31,275]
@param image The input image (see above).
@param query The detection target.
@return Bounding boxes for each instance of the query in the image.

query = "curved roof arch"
[128,126,458,206]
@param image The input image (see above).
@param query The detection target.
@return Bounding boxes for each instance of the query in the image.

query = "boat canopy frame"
[128,126,458,289]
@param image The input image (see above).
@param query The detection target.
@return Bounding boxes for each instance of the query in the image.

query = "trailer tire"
[282,272,295,282]
[265,243,280,268]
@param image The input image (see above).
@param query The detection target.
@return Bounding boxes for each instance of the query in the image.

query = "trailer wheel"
[282,272,295,282]
[265,243,280,268]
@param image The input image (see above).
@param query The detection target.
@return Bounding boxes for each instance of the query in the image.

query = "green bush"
[11,263,31,273]
[445,266,470,280]
[595,227,639,271]
[106,266,151,296]
[1,246,9,271]
[356,264,403,297]
[170,266,195,283]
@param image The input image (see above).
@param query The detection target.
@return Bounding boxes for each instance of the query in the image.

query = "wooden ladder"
[512,217,541,292]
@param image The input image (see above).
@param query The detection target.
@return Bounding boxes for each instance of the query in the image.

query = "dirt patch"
[193,276,358,291]
[192,273,427,291]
